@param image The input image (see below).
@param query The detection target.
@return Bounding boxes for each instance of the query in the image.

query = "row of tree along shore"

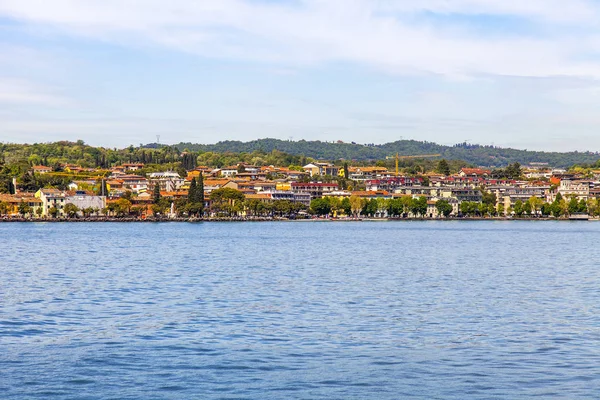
[1,214,595,222]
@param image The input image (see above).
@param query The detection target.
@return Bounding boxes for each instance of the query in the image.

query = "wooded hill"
[169,138,600,168]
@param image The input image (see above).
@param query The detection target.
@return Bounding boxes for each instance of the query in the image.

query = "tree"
[587,198,598,217]
[35,206,43,218]
[18,201,31,217]
[153,184,161,204]
[436,159,451,175]
[310,197,331,216]
[409,196,428,217]
[460,201,479,217]
[387,198,403,217]
[130,205,145,216]
[244,199,263,217]
[541,202,552,216]
[198,172,204,210]
[480,188,497,207]
[567,196,579,215]
[514,200,524,217]
[0,201,8,216]
[578,199,588,213]
[210,187,245,216]
[188,177,197,202]
[505,162,522,179]
[523,200,532,216]
[343,162,349,180]
[64,203,79,218]
[435,199,453,217]
[559,198,569,216]
[49,206,59,218]
[349,195,364,218]
[400,196,413,216]
[341,197,351,216]
[376,198,388,217]
[116,198,132,216]
[528,196,543,216]
[362,198,378,217]
[187,177,204,216]
[497,202,505,216]
[329,197,341,217]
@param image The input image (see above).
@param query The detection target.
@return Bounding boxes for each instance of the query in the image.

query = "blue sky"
[2,0,600,151]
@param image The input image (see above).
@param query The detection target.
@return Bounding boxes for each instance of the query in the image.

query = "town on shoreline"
[2,142,600,222]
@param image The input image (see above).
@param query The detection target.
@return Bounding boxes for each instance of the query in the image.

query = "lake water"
[1,221,599,399]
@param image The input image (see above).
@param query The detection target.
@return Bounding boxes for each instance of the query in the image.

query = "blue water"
[1,221,599,399]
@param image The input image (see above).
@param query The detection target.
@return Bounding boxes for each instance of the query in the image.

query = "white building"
[149,171,185,192]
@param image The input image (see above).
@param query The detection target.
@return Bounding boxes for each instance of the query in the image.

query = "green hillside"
[171,138,600,168]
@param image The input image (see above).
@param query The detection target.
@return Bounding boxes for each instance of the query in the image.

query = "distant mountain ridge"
[160,138,600,168]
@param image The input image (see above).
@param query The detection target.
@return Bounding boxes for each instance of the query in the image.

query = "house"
[489,185,550,210]
[291,182,338,198]
[426,198,459,218]
[219,166,239,178]
[246,191,311,206]
[0,194,43,216]
[451,188,483,203]
[458,168,491,178]
[366,177,423,191]
[31,165,53,174]
[187,166,213,179]
[203,179,239,193]
[148,171,185,192]
[122,163,145,172]
[557,179,591,201]
[347,166,388,181]
[302,162,339,177]
[119,175,149,193]
[35,188,68,216]
[63,164,85,173]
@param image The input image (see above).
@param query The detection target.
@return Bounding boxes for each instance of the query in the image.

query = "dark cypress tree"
[198,173,204,207]
[189,178,197,203]
[153,183,161,204]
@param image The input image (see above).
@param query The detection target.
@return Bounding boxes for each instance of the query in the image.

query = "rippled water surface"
[1,221,600,399]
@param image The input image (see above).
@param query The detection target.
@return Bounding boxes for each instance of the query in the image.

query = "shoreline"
[0,216,596,223]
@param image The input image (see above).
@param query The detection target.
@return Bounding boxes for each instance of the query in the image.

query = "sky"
[2,0,600,151]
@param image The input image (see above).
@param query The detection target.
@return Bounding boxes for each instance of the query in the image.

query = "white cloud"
[3,0,600,150]
[378,0,599,24]
[0,78,68,106]
[1,0,600,78]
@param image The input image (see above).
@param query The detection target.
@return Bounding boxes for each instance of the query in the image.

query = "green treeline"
[173,138,600,168]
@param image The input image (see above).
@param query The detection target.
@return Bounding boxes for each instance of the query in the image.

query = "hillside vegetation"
[171,138,600,168]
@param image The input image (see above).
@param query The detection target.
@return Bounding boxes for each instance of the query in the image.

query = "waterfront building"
[557,179,591,201]
[65,191,106,214]
[36,188,67,216]
[291,182,338,198]
[0,194,43,216]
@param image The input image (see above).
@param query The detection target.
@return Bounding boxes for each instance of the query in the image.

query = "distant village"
[0,159,599,220]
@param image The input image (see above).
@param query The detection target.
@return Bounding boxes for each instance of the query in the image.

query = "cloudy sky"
[2,0,600,151]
